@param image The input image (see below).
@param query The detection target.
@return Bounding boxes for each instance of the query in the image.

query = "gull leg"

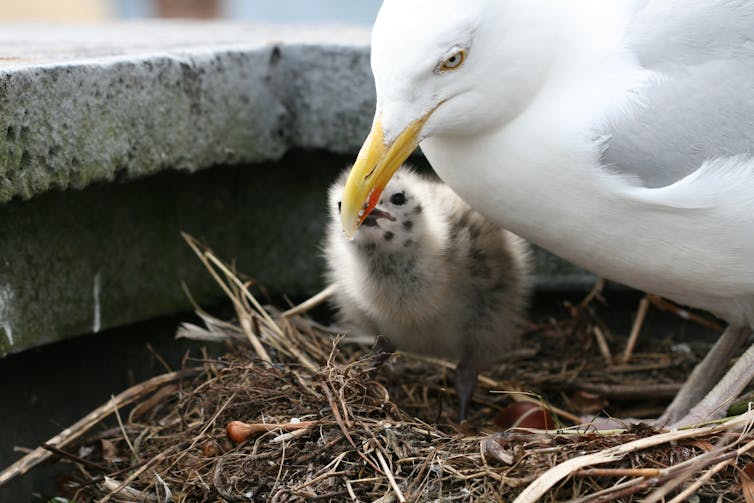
[657,325,751,426]
[673,332,754,428]
[455,362,478,422]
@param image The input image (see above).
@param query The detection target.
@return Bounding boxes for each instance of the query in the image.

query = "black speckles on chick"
[403,220,414,231]
[413,204,423,214]
[383,231,395,241]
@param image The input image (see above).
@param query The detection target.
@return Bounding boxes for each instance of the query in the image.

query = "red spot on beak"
[360,186,385,224]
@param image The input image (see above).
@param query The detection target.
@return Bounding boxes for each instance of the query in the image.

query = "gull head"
[340,0,561,236]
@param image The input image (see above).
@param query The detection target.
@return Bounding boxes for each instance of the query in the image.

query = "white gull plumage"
[340,0,754,427]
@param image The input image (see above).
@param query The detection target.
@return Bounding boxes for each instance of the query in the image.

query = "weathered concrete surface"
[0,152,353,356]
[0,22,374,202]
[0,22,593,356]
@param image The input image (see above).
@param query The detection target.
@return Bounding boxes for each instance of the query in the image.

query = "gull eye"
[439,50,466,71]
[390,192,406,205]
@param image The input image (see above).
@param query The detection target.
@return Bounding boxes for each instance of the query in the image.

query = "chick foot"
[455,363,479,422]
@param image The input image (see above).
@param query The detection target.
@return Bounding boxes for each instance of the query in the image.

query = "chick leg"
[455,362,479,422]
[373,336,396,365]
[673,331,754,428]
[657,325,751,426]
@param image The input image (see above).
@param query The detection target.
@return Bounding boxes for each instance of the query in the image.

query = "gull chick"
[325,167,530,420]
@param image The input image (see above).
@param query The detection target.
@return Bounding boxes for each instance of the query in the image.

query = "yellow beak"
[340,116,426,237]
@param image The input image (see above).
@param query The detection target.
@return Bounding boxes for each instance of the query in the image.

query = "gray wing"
[600,0,754,188]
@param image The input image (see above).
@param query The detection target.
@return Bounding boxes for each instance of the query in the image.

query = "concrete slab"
[0,22,373,202]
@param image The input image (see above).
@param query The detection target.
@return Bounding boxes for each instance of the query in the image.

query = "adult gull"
[339,0,754,427]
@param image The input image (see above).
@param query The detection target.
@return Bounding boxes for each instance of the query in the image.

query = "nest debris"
[3,235,754,502]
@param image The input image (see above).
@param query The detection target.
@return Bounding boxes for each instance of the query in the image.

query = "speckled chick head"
[327,167,444,254]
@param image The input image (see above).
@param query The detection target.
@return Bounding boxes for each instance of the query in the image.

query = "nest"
[3,235,754,502]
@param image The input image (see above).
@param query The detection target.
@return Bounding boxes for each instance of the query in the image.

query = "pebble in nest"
[324,166,531,420]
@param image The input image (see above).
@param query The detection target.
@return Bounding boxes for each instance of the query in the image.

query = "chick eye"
[390,192,406,205]
[439,50,466,71]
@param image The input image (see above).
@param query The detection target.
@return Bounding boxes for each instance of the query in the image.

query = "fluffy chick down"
[324,167,531,370]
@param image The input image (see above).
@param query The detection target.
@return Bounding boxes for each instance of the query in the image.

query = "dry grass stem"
[282,284,338,318]
[622,294,650,363]
[647,294,726,333]
[593,326,613,366]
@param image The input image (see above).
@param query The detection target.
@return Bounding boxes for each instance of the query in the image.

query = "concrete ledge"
[0,152,354,356]
[0,22,374,201]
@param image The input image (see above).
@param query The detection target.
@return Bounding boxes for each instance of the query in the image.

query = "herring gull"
[339,0,754,427]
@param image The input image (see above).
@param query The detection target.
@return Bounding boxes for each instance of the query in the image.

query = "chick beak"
[361,207,396,227]
[340,116,427,237]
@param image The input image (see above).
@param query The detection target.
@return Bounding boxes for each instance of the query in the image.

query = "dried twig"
[97,450,172,503]
[282,284,337,318]
[647,294,725,333]
[514,410,754,503]
[650,436,754,503]
[622,294,650,363]
[377,449,407,503]
[574,467,661,478]
[579,278,606,310]
[574,382,681,400]
[592,326,613,366]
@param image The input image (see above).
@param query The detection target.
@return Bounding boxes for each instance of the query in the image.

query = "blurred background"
[0,0,381,23]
